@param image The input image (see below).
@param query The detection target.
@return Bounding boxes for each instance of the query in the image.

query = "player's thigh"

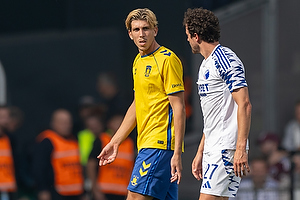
[127,190,153,200]
[199,193,229,200]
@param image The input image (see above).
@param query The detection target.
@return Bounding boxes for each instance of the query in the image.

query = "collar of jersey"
[207,44,221,60]
[140,46,162,58]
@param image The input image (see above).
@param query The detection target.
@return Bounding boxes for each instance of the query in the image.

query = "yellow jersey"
[133,46,184,152]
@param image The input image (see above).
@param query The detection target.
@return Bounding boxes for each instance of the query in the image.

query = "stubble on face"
[185,25,200,54]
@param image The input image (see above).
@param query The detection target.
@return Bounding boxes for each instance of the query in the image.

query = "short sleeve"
[215,48,247,93]
[162,55,184,95]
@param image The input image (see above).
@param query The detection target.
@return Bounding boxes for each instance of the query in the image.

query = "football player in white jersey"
[183,8,252,200]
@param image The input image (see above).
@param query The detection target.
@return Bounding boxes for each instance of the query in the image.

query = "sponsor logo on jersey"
[172,83,182,88]
[198,83,209,94]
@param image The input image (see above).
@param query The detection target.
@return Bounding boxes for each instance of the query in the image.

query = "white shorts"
[200,149,241,197]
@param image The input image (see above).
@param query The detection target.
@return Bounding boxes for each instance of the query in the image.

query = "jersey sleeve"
[162,54,184,95]
[215,50,248,93]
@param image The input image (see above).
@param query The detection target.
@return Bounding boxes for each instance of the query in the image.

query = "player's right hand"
[97,142,119,166]
[192,152,203,181]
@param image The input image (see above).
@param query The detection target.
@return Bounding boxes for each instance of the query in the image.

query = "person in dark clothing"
[96,72,128,123]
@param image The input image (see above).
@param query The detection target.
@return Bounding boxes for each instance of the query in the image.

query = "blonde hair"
[125,8,158,31]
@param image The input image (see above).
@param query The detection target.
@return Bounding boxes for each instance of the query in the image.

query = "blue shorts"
[127,148,178,200]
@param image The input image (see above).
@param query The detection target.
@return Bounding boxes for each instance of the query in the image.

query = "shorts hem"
[200,191,231,198]
[128,188,163,200]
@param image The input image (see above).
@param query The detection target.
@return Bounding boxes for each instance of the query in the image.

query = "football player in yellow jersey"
[97,8,186,200]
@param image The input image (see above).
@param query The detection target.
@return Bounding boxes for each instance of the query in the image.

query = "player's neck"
[200,41,219,59]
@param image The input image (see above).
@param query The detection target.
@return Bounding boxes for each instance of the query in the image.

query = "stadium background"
[0,0,300,199]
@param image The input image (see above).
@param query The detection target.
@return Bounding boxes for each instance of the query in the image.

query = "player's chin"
[138,46,148,51]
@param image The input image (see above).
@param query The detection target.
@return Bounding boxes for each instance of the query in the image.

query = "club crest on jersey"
[145,65,152,77]
[204,69,210,80]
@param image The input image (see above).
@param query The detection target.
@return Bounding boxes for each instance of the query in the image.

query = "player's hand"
[192,152,203,181]
[97,142,118,166]
[234,149,250,177]
[170,153,182,184]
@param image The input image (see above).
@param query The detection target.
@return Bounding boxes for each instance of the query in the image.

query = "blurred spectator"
[78,113,105,198]
[6,106,35,200]
[78,96,97,122]
[232,157,279,200]
[282,100,300,152]
[257,132,290,185]
[0,105,17,200]
[96,72,127,123]
[73,95,97,134]
[78,113,105,167]
[87,114,134,200]
[292,151,300,199]
[6,106,24,133]
[33,109,85,200]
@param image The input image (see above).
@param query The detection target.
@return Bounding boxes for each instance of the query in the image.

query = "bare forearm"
[236,101,252,150]
[232,87,252,151]
[110,100,137,145]
[168,92,186,155]
[173,105,185,155]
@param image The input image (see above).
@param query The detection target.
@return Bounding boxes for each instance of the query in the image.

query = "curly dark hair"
[183,8,220,43]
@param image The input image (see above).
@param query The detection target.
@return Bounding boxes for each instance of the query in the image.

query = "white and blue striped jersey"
[197,44,249,153]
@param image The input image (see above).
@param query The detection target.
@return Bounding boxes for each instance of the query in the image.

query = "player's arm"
[192,133,205,180]
[97,98,137,166]
[168,91,186,184]
[231,86,252,177]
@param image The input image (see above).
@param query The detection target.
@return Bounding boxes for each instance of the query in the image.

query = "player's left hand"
[170,154,182,184]
[233,149,250,177]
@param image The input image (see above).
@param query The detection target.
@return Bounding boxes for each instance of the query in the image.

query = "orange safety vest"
[0,134,16,192]
[37,130,84,196]
[97,133,134,195]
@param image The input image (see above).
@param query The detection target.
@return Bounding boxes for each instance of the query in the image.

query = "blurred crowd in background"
[1,70,300,200]
[0,72,135,200]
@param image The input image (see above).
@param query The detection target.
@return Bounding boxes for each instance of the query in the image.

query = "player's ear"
[154,27,158,37]
[194,33,199,42]
[194,33,202,44]
[128,30,133,40]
